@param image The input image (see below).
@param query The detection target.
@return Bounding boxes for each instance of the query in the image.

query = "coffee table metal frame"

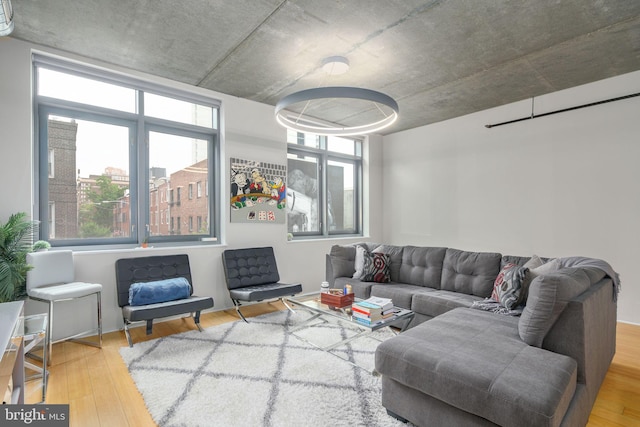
[284,292,414,372]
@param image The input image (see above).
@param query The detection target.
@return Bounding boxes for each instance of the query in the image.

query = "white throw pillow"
[528,258,562,280]
[352,245,367,279]
[523,254,544,269]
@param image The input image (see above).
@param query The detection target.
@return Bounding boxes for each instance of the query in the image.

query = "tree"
[79,175,125,238]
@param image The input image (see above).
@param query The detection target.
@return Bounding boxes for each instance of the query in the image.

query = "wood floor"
[24,304,640,427]
[588,322,640,427]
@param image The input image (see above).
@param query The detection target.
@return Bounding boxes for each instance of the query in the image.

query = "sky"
[40,68,211,177]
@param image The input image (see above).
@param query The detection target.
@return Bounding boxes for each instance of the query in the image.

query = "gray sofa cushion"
[519,267,592,347]
[329,245,357,278]
[376,308,577,427]
[334,277,374,300]
[398,246,447,288]
[441,248,501,297]
[411,290,483,318]
[370,283,429,309]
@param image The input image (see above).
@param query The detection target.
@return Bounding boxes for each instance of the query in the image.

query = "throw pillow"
[491,255,544,310]
[491,263,529,310]
[330,255,356,279]
[352,244,368,279]
[489,255,555,307]
[128,277,191,306]
[361,251,391,283]
[528,258,562,280]
[515,257,562,306]
[523,254,544,269]
[518,267,591,347]
[372,244,404,281]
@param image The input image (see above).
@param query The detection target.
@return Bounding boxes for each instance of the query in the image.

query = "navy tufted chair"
[115,254,214,346]
[221,247,302,322]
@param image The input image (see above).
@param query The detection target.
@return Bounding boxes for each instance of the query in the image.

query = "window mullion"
[287,133,363,238]
[315,152,324,236]
[135,90,146,243]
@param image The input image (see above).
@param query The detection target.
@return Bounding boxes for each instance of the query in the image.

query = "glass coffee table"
[284,292,414,372]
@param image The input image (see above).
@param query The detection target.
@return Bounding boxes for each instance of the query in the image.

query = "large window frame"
[33,55,221,248]
[287,132,363,238]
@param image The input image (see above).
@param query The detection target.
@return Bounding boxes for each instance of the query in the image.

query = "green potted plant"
[32,240,51,252]
[0,212,38,303]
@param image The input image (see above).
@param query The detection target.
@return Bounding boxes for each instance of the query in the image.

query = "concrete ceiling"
[8,0,640,135]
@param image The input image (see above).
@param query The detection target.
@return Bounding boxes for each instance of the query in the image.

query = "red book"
[352,305,372,316]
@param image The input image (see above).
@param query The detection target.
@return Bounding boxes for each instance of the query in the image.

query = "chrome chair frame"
[28,292,102,358]
[222,247,302,322]
[26,251,103,364]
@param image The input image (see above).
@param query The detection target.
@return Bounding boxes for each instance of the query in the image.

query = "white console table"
[0,300,24,404]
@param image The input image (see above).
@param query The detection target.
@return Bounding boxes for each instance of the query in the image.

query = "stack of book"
[351,296,395,326]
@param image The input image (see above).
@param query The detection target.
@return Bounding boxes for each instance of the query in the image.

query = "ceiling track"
[485,91,640,129]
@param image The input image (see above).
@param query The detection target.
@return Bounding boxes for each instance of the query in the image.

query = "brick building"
[47,119,78,239]
[166,159,209,235]
[47,116,208,240]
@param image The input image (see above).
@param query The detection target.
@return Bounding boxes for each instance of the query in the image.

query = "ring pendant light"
[275,56,399,136]
[275,86,399,136]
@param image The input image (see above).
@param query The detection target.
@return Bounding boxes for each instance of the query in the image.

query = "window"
[48,149,54,178]
[48,202,55,238]
[286,130,362,237]
[34,55,220,246]
[197,181,202,198]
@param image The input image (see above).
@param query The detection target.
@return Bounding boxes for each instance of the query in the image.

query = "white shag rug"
[120,309,408,427]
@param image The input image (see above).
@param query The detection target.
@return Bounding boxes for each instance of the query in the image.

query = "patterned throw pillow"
[491,263,529,309]
[361,251,391,283]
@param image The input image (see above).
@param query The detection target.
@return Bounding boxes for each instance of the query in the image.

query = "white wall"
[0,38,384,339]
[382,70,640,325]
[3,34,636,334]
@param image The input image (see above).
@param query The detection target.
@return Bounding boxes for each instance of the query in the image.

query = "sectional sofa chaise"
[326,242,619,427]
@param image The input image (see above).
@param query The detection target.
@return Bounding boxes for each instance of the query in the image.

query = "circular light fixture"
[275,86,399,136]
[321,56,350,75]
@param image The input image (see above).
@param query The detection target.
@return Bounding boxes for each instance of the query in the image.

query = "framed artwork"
[229,157,286,224]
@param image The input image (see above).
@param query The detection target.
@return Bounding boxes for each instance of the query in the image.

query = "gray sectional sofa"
[326,243,619,427]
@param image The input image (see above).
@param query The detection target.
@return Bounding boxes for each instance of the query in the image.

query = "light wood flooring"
[24,303,640,427]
